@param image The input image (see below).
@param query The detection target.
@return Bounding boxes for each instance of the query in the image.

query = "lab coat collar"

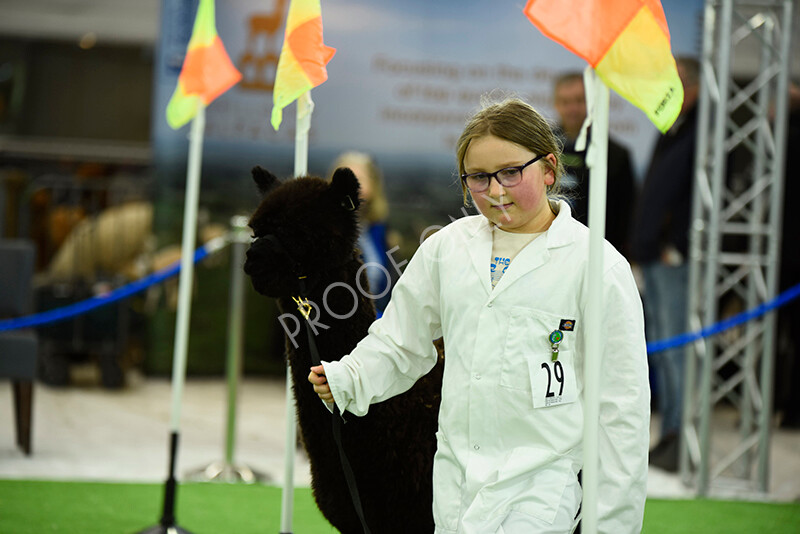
[544,199,578,249]
[464,199,577,297]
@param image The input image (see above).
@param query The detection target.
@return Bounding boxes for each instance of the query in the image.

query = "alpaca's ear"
[330,167,361,212]
[252,166,279,196]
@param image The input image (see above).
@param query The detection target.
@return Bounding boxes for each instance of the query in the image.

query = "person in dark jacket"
[631,57,700,472]
[776,82,800,429]
[553,72,637,257]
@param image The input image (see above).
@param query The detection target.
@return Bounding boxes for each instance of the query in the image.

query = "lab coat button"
[487,302,493,307]
[473,444,480,450]
[474,374,481,380]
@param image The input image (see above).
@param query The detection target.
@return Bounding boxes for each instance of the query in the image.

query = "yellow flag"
[166,0,242,129]
[271,0,336,130]
[525,0,683,132]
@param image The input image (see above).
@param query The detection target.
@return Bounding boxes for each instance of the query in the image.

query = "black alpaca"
[244,166,442,533]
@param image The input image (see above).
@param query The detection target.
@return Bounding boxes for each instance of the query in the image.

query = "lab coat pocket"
[497,448,572,524]
[500,308,572,391]
[432,431,462,531]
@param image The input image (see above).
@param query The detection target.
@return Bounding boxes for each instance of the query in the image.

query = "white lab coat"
[323,201,649,534]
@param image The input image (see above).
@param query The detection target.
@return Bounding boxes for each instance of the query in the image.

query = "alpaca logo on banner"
[238,0,289,91]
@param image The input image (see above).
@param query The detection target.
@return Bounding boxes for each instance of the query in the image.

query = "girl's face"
[463,134,556,233]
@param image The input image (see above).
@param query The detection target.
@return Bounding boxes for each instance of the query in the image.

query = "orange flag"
[525,0,683,132]
[166,0,241,129]
[271,0,336,131]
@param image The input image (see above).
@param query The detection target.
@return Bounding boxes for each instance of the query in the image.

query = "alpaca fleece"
[244,166,442,533]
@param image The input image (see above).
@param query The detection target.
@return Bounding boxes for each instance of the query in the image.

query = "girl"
[310,97,649,533]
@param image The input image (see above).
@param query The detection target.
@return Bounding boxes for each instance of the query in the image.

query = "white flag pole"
[170,104,206,436]
[581,68,609,534]
[280,90,314,534]
[294,91,313,176]
[137,105,206,534]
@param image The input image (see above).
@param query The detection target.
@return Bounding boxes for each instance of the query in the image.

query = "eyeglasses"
[460,154,546,193]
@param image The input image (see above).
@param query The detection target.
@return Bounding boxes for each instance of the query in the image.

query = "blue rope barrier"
[0,245,213,333]
[646,281,800,354]
[2,237,798,354]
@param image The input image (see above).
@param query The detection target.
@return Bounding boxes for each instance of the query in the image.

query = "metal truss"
[682,0,794,497]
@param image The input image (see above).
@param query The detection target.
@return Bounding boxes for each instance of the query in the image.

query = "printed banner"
[154,0,702,184]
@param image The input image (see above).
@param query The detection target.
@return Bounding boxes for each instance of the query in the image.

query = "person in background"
[776,81,800,429]
[552,71,637,257]
[631,56,700,472]
[330,151,394,315]
[312,97,650,533]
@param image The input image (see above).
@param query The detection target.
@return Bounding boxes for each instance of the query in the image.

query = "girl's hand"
[308,365,334,403]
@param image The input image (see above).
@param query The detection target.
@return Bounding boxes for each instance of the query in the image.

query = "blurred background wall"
[1,0,797,386]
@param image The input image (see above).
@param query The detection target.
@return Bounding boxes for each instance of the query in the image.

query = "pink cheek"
[508,189,538,211]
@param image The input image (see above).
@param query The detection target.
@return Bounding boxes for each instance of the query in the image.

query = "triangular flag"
[166,0,242,130]
[525,0,683,133]
[271,0,336,131]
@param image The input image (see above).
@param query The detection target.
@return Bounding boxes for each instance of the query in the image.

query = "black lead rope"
[295,281,372,534]
[260,234,371,533]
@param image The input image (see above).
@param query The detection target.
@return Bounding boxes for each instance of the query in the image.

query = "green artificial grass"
[643,498,800,533]
[0,480,333,534]
[0,479,798,533]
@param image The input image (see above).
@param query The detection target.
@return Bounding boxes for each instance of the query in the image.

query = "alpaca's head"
[244,166,362,297]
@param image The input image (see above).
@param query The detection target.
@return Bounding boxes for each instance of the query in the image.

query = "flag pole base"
[184,461,270,484]
[135,525,193,534]
[135,433,192,534]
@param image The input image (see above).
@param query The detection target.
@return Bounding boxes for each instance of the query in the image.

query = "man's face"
[554,79,586,138]
[678,63,698,114]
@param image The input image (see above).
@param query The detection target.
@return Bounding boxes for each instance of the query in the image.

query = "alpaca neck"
[280,258,377,436]
[280,255,376,379]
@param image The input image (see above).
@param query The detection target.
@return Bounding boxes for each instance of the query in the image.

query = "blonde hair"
[330,151,389,223]
[456,96,564,205]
